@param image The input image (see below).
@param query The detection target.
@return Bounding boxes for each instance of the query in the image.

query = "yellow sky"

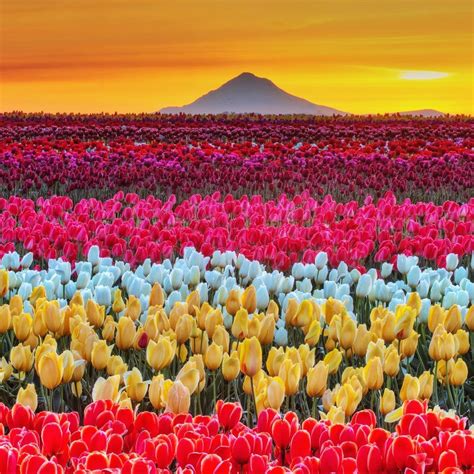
[1,0,472,114]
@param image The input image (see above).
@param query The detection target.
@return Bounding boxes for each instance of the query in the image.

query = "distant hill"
[160,72,346,115]
[396,109,445,117]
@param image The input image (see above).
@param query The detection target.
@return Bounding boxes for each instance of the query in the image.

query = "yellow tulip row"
[0,282,472,422]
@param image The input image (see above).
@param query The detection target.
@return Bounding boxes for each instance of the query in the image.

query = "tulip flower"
[91,340,113,371]
[116,316,136,350]
[0,270,9,298]
[38,351,64,390]
[16,383,38,411]
[166,380,191,414]
[239,336,262,378]
[363,356,383,390]
[222,351,240,381]
[336,383,362,417]
[324,348,343,374]
[448,358,468,386]
[10,343,34,373]
[205,342,223,371]
[124,367,148,402]
[0,305,11,333]
[92,374,121,402]
[278,358,301,396]
[306,360,328,398]
[400,374,420,401]
[394,305,416,340]
[146,336,174,371]
[379,388,395,415]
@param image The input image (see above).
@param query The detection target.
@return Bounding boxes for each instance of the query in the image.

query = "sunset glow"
[1,0,472,114]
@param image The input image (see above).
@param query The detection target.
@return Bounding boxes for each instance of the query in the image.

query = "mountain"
[160,72,346,115]
[396,109,445,117]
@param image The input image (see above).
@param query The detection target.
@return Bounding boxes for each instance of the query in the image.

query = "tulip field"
[0,114,473,473]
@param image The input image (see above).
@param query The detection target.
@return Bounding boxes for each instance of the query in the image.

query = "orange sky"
[1,0,472,114]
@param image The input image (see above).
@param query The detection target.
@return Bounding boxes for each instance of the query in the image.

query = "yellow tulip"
[418,371,434,400]
[239,336,262,378]
[428,304,446,333]
[166,380,190,414]
[107,354,127,378]
[124,296,141,322]
[175,314,193,345]
[363,356,383,390]
[406,292,422,316]
[38,351,64,389]
[323,297,347,324]
[429,325,458,361]
[322,387,337,412]
[30,286,46,307]
[379,388,396,416]
[212,325,230,353]
[444,305,462,333]
[292,300,313,327]
[92,375,121,402]
[42,301,62,333]
[248,316,261,338]
[176,362,200,394]
[241,286,256,314]
[17,383,38,411]
[149,283,164,307]
[186,290,200,316]
[71,350,86,382]
[190,328,209,354]
[222,351,240,381]
[243,369,265,396]
[465,306,474,331]
[86,299,105,328]
[232,308,249,340]
[149,374,170,410]
[195,302,212,330]
[189,354,206,392]
[60,350,77,383]
[258,314,275,345]
[285,298,298,326]
[394,305,416,340]
[399,331,419,359]
[298,344,315,376]
[455,329,470,355]
[0,305,11,333]
[112,289,126,313]
[91,340,113,371]
[13,313,33,341]
[266,300,279,321]
[0,270,8,297]
[10,343,33,373]
[307,361,329,398]
[278,358,301,396]
[0,357,13,382]
[352,324,371,357]
[146,336,174,371]
[383,345,400,377]
[124,367,148,402]
[205,342,223,371]
[101,316,116,342]
[366,339,385,363]
[205,308,223,338]
[116,317,136,350]
[305,319,322,346]
[448,358,468,386]
[225,288,241,316]
[267,377,285,411]
[324,348,343,374]
[321,406,345,424]
[400,374,420,401]
[336,383,362,417]
[337,317,357,350]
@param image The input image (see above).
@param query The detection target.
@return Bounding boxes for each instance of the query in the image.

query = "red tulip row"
[0,399,471,474]
[0,192,472,270]
[1,116,473,202]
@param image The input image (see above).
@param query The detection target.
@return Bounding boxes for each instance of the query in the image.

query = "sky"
[1,0,472,114]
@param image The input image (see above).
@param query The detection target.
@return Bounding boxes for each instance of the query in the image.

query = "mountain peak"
[160,73,346,115]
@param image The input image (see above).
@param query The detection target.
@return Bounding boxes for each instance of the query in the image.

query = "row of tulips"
[0,250,472,423]
[0,192,473,269]
[0,399,473,473]
[1,116,473,202]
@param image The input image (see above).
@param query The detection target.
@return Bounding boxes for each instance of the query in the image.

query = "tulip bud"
[336,383,362,417]
[448,358,468,386]
[232,308,249,340]
[383,345,400,377]
[306,361,328,398]
[444,305,462,333]
[364,356,384,390]
[455,329,470,355]
[124,367,148,402]
[38,351,64,390]
[92,375,120,402]
[149,283,164,307]
[175,314,193,345]
[446,253,459,271]
[292,300,313,327]
[0,269,9,297]
[125,296,141,321]
[166,380,190,414]
[13,312,33,341]
[0,305,11,333]
[399,331,419,359]
[394,305,416,340]
[205,342,224,371]
[149,374,172,410]
[267,377,285,411]
[241,286,256,313]
[102,315,116,342]
[205,308,223,338]
[400,374,420,401]
[17,383,38,411]
[116,317,136,350]
[352,324,371,357]
[222,351,240,381]
[86,299,105,328]
[10,343,34,373]
[465,306,474,331]
[323,348,343,374]
[418,371,434,400]
[379,388,395,415]
[239,336,262,378]
[258,314,275,345]
[278,358,301,396]
[91,340,113,371]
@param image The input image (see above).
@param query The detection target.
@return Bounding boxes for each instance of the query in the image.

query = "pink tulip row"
[1,115,473,202]
[0,399,472,474]
[0,192,472,270]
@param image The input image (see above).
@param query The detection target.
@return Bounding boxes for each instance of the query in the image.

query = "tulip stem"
[311,397,317,419]
[433,361,438,405]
